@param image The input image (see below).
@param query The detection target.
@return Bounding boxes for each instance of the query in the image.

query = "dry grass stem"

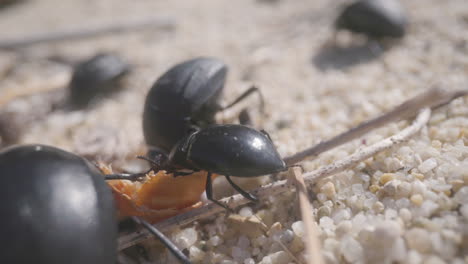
[289,167,324,264]
[284,87,467,165]
[0,17,174,49]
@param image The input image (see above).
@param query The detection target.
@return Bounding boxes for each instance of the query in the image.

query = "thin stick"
[289,167,324,264]
[283,87,467,165]
[0,18,175,49]
[118,108,431,249]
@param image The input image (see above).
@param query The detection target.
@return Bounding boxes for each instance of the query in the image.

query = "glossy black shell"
[69,53,130,108]
[170,124,286,177]
[335,0,407,38]
[143,57,228,153]
[0,145,117,264]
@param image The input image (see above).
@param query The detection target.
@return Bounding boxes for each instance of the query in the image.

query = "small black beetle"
[143,57,263,154]
[69,53,130,108]
[0,144,117,264]
[335,0,407,39]
[0,144,191,264]
[110,124,287,210]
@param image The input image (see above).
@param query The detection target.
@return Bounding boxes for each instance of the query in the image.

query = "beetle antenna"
[220,85,265,114]
[131,216,192,264]
[136,155,163,169]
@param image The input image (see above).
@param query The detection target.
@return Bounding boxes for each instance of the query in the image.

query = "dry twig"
[289,167,324,264]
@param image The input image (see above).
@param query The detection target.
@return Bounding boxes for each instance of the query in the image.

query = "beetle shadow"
[312,41,384,71]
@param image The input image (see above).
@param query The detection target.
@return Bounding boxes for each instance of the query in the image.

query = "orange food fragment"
[107,170,214,223]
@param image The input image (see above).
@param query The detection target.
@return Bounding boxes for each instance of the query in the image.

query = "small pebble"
[291,221,304,238]
[239,207,254,217]
[259,251,291,264]
[340,236,364,263]
[321,182,336,198]
[405,228,432,253]
[372,201,385,212]
[410,194,423,206]
[380,173,395,185]
[418,158,438,173]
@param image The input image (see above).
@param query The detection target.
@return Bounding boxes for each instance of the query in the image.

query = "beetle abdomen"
[187,125,286,177]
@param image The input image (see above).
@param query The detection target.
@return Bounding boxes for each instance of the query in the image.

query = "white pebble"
[239,207,254,217]
[418,158,438,173]
[390,237,407,262]
[385,208,398,220]
[260,251,291,264]
[336,220,352,237]
[383,180,399,196]
[332,209,351,222]
[372,201,385,213]
[406,250,422,264]
[351,184,365,195]
[340,236,364,263]
[189,246,205,261]
[321,182,336,198]
[460,204,468,220]
[291,221,304,238]
[405,228,432,253]
[244,258,255,264]
[453,187,468,204]
[412,180,427,195]
[209,235,223,247]
[319,217,335,230]
[174,227,198,249]
[424,256,445,264]
[399,208,412,223]
[397,181,412,197]
[420,200,438,217]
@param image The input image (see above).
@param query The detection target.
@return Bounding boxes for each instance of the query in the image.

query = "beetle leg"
[225,175,258,202]
[220,86,265,114]
[173,171,192,177]
[206,172,233,211]
[104,169,150,181]
[131,216,192,264]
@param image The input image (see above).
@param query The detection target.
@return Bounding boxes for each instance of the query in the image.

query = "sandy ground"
[1,0,467,263]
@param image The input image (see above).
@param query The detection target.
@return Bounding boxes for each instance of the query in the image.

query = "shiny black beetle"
[169,124,287,209]
[0,145,191,264]
[69,53,130,108]
[335,0,407,39]
[0,144,117,264]
[110,124,287,210]
[143,57,263,154]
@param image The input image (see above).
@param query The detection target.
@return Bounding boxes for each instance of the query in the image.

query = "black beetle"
[335,0,407,39]
[0,144,117,264]
[169,124,286,208]
[143,57,263,154]
[0,144,191,264]
[69,53,130,109]
[110,124,287,210]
